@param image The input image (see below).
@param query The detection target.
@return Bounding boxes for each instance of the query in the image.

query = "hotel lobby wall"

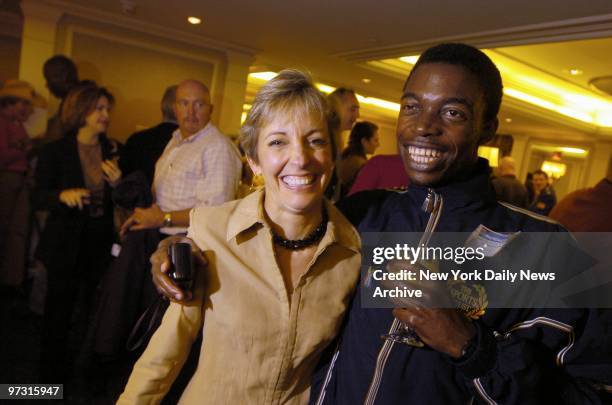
[68,31,215,142]
[0,35,20,84]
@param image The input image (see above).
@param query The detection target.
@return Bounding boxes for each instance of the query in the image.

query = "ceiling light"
[249,71,277,81]
[362,78,371,84]
[505,118,512,123]
[399,55,419,65]
[568,68,583,76]
[559,147,586,154]
[187,16,201,24]
[316,84,335,94]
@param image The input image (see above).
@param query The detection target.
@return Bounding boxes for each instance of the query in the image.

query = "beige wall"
[71,32,215,142]
[0,35,20,84]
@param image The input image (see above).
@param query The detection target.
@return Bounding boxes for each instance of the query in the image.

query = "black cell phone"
[168,242,194,291]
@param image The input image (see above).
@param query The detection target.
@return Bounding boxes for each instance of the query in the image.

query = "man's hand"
[381,259,475,358]
[59,188,90,210]
[150,235,207,303]
[393,307,475,358]
[120,204,165,236]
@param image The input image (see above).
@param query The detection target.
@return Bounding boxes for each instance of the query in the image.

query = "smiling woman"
[34,84,122,383]
[119,70,362,405]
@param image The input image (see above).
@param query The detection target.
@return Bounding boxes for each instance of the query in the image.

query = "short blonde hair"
[239,69,339,163]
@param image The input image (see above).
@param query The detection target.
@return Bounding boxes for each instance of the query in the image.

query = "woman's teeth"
[283,175,315,186]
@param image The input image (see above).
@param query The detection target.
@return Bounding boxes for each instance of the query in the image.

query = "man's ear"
[478,118,498,145]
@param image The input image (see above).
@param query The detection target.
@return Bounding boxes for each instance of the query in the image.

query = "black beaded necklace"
[272,208,328,250]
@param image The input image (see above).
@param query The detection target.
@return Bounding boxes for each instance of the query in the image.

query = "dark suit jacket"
[33,133,118,270]
[119,122,177,187]
[491,174,529,208]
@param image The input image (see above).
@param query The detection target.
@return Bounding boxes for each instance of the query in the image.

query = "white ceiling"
[8,0,612,143]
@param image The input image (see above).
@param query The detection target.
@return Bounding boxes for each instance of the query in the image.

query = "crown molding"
[336,13,612,62]
[42,0,259,57]
[502,95,612,138]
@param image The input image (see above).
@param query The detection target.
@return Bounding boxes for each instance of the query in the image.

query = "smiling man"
[311,43,612,404]
[148,46,611,404]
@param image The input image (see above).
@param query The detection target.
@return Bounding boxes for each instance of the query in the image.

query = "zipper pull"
[421,188,435,213]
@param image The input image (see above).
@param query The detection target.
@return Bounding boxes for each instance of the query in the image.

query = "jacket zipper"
[363,188,444,405]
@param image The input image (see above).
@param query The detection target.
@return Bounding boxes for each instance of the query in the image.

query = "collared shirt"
[119,190,361,405]
[153,122,242,213]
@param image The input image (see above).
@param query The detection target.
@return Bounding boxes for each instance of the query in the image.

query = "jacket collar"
[226,188,360,253]
[407,158,497,210]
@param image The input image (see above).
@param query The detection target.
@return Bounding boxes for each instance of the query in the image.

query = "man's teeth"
[283,175,315,186]
[408,146,441,163]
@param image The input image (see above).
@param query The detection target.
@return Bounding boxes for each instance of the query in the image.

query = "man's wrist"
[163,212,173,227]
[448,321,498,378]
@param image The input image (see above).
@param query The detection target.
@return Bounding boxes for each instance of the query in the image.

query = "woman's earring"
[250,173,264,191]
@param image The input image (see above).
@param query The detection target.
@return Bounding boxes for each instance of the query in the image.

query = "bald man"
[491,156,529,208]
[121,79,242,235]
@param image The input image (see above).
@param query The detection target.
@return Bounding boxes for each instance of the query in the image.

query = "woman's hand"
[59,188,91,210]
[101,159,122,187]
[150,236,207,302]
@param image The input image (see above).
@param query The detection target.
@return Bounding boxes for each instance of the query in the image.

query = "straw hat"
[0,80,47,108]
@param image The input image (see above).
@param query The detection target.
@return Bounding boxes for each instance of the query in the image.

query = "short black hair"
[533,169,548,179]
[43,55,79,98]
[406,43,503,123]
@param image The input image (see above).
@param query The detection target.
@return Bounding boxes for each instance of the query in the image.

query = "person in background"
[326,87,360,201]
[120,79,241,235]
[34,84,122,386]
[91,80,240,402]
[0,80,44,326]
[328,87,360,133]
[43,55,80,141]
[338,121,379,197]
[529,169,556,215]
[491,156,529,207]
[348,154,409,195]
[119,69,360,404]
[550,164,612,232]
[525,171,534,202]
[119,85,178,186]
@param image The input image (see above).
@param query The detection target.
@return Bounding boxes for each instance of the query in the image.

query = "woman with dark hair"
[338,120,379,196]
[34,84,121,383]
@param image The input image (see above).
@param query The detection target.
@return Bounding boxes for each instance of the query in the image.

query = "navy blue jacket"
[311,160,612,405]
